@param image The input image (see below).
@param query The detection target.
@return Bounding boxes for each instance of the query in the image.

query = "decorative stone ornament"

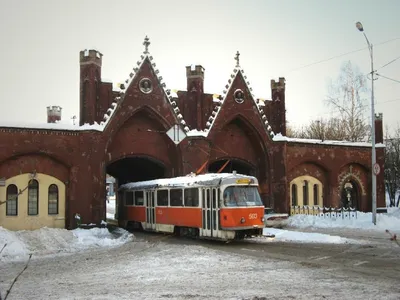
[234,89,245,104]
[139,78,153,94]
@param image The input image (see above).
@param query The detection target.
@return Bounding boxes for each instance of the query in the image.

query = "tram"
[117,172,265,241]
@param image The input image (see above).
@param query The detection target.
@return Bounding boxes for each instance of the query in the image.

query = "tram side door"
[211,188,219,238]
[202,187,219,238]
[146,190,156,230]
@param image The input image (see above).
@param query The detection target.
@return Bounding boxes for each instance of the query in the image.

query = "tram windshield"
[222,186,263,207]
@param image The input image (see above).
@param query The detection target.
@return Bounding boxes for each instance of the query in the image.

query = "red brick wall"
[285,142,385,212]
[0,51,386,229]
[0,128,107,228]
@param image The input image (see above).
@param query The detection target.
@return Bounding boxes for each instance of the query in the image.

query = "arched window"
[291,184,298,206]
[303,180,309,206]
[6,184,18,216]
[28,179,39,215]
[313,184,319,206]
[48,184,59,215]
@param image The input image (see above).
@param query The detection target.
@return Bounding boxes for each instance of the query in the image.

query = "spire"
[234,50,240,67]
[143,35,150,54]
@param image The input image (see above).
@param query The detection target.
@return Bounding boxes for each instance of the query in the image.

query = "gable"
[100,43,189,136]
[205,64,274,142]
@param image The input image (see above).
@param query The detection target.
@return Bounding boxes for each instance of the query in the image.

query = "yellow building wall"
[0,173,66,231]
[290,175,323,208]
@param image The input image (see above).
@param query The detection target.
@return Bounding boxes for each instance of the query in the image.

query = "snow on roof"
[273,133,386,148]
[101,78,113,83]
[170,89,178,98]
[83,48,103,56]
[186,129,208,137]
[119,172,257,190]
[0,121,103,132]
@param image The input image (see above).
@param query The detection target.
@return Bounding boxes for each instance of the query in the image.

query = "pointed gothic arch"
[105,105,182,183]
[209,113,270,204]
[208,157,256,176]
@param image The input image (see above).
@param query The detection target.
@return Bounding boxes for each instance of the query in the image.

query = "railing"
[290,205,357,219]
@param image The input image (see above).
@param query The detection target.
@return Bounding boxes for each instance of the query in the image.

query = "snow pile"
[0,226,133,262]
[0,227,30,261]
[262,228,356,244]
[288,207,400,231]
[73,227,132,248]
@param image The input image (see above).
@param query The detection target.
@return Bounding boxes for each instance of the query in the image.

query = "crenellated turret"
[79,49,103,125]
[270,77,286,136]
[47,106,62,123]
[185,65,205,130]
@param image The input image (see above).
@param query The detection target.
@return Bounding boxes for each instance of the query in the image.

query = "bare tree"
[289,61,369,142]
[325,60,369,142]
[384,125,400,207]
[289,118,348,141]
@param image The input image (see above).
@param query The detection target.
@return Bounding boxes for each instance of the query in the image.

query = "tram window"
[135,191,144,205]
[157,190,168,206]
[212,189,216,208]
[184,188,199,207]
[170,189,183,206]
[125,192,134,206]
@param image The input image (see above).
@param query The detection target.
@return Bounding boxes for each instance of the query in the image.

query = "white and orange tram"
[117,172,265,241]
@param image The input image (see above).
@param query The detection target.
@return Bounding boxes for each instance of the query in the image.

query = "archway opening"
[208,159,256,176]
[106,156,166,185]
[105,157,167,222]
[340,179,360,209]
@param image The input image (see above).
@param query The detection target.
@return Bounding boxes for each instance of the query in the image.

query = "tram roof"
[119,173,258,190]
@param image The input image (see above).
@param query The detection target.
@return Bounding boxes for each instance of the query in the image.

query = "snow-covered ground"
[1,201,398,263]
[1,202,400,299]
[0,226,133,262]
[288,207,400,231]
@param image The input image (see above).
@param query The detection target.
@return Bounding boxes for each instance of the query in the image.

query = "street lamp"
[356,21,377,225]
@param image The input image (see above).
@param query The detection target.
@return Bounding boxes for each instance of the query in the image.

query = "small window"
[291,184,298,206]
[135,191,144,205]
[48,184,59,215]
[28,179,39,215]
[184,188,199,207]
[170,189,182,206]
[313,184,319,206]
[6,184,18,216]
[157,190,168,206]
[125,192,134,206]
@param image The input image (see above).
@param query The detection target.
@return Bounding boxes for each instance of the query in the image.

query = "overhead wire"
[284,37,400,124]
[375,73,400,84]
[376,56,400,71]
[286,37,400,73]
[288,97,400,123]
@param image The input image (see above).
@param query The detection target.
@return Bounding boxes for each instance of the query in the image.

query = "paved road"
[2,229,400,300]
[142,230,400,281]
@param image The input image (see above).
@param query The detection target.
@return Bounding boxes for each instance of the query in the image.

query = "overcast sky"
[0,0,399,133]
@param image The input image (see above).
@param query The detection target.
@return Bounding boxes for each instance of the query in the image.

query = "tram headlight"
[261,217,265,222]
[240,217,245,223]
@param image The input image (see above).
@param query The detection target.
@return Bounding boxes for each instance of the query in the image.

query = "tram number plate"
[248,213,258,219]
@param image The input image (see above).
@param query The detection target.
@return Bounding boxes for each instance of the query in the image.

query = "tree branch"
[4,254,32,300]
